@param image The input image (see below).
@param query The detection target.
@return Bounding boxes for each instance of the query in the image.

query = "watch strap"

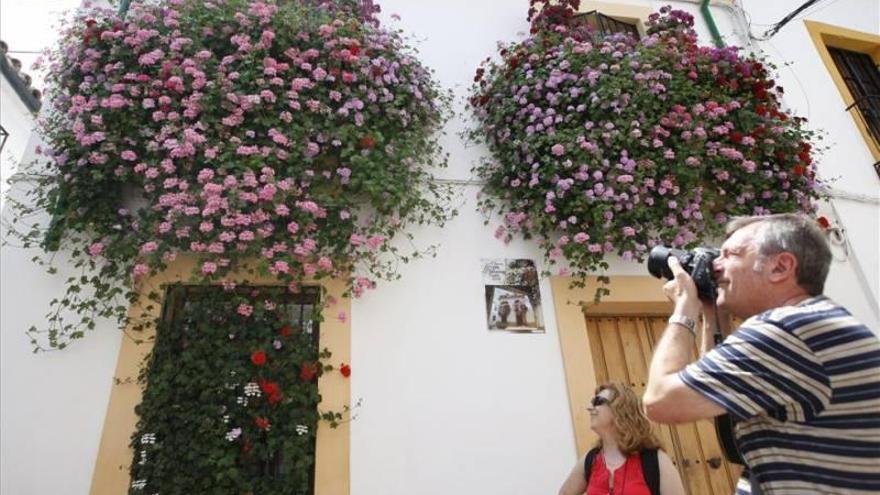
[668,314,697,337]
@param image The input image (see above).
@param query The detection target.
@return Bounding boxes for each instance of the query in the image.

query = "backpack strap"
[640,448,661,495]
[583,447,601,483]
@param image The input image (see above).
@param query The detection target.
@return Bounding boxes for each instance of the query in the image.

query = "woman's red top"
[585,452,652,495]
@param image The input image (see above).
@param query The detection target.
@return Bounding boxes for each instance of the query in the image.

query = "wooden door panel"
[596,317,630,383]
[585,315,738,495]
[695,418,742,491]
[617,317,649,393]
[635,317,681,467]
[672,421,716,495]
[586,319,609,386]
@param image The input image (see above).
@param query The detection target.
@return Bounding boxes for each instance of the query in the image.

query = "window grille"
[141,284,321,492]
[828,47,880,177]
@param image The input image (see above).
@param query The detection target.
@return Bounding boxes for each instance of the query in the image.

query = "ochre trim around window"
[805,20,880,164]
[550,275,672,454]
[89,255,351,495]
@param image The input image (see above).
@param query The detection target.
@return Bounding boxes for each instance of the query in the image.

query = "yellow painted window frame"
[89,255,351,495]
[805,20,880,162]
[551,275,672,454]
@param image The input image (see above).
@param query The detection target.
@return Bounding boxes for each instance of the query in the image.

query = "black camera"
[647,245,720,301]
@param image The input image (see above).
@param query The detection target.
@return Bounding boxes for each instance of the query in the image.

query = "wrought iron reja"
[828,47,880,177]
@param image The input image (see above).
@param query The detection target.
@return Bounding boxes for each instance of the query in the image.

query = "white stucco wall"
[0,75,37,206]
[0,185,124,495]
[738,0,880,327]
[353,2,880,494]
[1,1,878,495]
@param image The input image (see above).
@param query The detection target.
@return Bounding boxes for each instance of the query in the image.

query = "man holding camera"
[643,213,880,494]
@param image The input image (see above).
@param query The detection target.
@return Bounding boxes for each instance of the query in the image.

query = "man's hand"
[644,257,727,424]
[663,257,701,318]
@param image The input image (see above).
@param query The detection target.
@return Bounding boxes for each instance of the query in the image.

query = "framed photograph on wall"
[482,259,545,333]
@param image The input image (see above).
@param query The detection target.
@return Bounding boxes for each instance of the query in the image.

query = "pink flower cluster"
[33,0,451,308]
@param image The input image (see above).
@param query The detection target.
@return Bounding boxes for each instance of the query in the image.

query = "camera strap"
[708,289,746,465]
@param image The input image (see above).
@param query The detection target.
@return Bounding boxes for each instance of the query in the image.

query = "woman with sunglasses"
[558,383,685,495]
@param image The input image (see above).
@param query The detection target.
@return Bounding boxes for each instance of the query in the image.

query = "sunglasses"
[590,395,610,408]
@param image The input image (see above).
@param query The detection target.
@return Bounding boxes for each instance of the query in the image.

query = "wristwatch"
[668,314,697,337]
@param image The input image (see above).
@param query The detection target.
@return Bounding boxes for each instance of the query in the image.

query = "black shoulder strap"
[715,413,745,465]
[640,448,661,495]
[583,447,601,483]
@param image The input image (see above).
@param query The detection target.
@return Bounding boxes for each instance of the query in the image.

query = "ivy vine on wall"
[130,284,348,494]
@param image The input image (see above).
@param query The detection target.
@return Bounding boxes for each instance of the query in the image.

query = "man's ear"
[767,252,798,282]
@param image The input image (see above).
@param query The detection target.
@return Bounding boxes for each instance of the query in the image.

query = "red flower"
[242,438,253,453]
[349,45,360,56]
[730,132,743,144]
[792,165,806,176]
[798,150,812,164]
[755,105,767,116]
[300,362,317,382]
[753,86,767,99]
[259,379,280,395]
[340,363,351,378]
[261,380,282,403]
[259,379,283,404]
[278,326,293,337]
[255,416,270,430]
[817,216,831,229]
[250,350,267,366]
[360,135,376,149]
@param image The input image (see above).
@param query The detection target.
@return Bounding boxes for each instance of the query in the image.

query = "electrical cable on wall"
[747,0,828,40]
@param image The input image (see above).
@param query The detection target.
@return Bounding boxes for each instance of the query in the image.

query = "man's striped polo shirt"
[679,296,880,494]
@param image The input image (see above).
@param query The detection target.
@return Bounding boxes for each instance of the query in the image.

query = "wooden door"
[585,315,742,495]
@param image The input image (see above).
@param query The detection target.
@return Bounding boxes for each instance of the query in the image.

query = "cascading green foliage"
[130,285,345,494]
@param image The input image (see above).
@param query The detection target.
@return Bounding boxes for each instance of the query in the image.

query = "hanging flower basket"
[468,3,823,291]
[9,0,453,349]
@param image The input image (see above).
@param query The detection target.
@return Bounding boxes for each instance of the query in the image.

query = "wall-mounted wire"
[741,0,841,41]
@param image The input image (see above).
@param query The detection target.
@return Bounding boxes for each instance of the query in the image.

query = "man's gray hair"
[726,213,832,296]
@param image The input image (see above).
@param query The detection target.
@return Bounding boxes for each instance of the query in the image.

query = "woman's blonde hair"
[593,382,661,455]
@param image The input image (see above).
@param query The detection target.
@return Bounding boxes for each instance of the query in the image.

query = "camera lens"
[647,245,674,280]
